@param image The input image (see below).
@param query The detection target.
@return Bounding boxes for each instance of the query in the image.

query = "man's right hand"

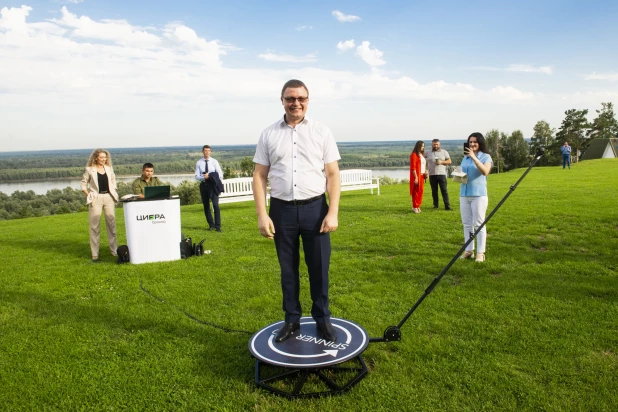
[203,173,209,179]
[257,214,275,239]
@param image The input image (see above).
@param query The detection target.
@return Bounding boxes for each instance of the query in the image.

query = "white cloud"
[584,72,618,82]
[507,64,552,75]
[466,64,552,75]
[1,5,573,151]
[490,86,534,100]
[295,25,312,32]
[332,10,361,23]
[0,5,32,33]
[336,39,355,52]
[65,0,84,4]
[51,6,161,48]
[258,50,317,63]
[0,6,539,108]
[356,41,385,66]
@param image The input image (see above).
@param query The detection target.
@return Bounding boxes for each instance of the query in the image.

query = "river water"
[0,169,411,195]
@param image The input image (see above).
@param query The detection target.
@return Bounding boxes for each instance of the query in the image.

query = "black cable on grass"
[140,279,254,335]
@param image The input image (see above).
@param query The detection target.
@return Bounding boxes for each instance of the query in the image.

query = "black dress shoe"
[208,227,215,231]
[445,207,453,211]
[275,322,300,342]
[316,321,337,342]
[215,228,222,232]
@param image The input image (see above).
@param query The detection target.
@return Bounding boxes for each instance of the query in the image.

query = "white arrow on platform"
[299,321,352,344]
[268,336,339,358]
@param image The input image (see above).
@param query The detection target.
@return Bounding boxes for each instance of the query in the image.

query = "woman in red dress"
[409,140,427,213]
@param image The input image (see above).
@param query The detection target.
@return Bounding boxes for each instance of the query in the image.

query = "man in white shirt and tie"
[195,145,224,231]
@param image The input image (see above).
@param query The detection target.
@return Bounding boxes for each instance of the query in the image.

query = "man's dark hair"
[202,145,211,150]
[432,138,440,143]
[468,132,487,153]
[281,79,309,97]
[142,163,154,170]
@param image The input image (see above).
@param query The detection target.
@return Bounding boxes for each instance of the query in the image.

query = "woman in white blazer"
[81,149,118,262]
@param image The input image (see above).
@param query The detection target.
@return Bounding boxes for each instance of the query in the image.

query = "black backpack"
[116,245,130,264]
[180,236,192,259]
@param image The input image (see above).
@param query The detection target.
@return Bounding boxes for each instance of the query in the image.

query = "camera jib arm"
[370,148,545,344]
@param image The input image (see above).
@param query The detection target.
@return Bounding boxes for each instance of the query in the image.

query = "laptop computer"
[144,185,171,200]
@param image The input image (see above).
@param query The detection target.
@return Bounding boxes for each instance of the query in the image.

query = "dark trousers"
[429,174,450,209]
[269,196,331,324]
[199,181,221,229]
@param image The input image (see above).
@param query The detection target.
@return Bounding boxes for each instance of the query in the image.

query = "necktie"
[204,160,209,174]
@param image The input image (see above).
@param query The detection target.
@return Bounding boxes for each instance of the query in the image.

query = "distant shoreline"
[0,169,413,184]
[0,140,467,156]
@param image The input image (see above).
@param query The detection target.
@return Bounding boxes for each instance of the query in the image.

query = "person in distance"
[81,149,118,262]
[427,138,452,210]
[459,133,493,263]
[253,79,341,343]
[409,140,428,214]
[132,163,164,198]
[195,145,224,232]
[561,141,572,169]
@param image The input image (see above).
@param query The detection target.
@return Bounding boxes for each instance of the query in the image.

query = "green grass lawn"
[1,159,616,411]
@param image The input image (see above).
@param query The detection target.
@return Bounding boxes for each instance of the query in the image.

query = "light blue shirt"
[195,157,223,182]
[460,151,492,197]
[561,145,571,155]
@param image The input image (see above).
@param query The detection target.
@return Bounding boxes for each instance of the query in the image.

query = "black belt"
[99,191,109,194]
[274,194,324,206]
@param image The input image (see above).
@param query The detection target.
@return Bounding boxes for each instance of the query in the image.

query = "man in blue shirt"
[561,142,572,169]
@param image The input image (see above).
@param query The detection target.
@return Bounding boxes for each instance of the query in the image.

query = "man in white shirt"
[253,79,341,343]
[195,145,224,231]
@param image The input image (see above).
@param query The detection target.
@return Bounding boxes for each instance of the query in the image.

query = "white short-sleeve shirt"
[253,116,341,201]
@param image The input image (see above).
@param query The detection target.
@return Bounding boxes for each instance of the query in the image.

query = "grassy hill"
[0,160,616,411]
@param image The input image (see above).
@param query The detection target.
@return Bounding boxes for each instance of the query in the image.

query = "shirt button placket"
[292,128,298,198]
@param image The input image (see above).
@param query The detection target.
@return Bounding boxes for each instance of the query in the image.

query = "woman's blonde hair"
[87,149,113,167]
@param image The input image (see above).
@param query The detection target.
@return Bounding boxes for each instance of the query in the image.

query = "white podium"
[123,198,181,264]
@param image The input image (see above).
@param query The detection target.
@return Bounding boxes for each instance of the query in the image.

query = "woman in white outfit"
[459,133,492,262]
[81,149,118,262]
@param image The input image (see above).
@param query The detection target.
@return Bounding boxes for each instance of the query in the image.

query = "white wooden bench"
[218,170,379,204]
[219,177,270,205]
[340,169,380,195]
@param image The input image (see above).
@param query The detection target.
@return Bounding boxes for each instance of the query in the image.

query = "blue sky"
[1,0,617,151]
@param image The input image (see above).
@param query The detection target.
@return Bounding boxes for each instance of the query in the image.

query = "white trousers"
[88,193,117,258]
[460,196,488,254]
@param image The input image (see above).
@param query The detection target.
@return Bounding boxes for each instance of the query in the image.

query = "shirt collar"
[280,115,309,128]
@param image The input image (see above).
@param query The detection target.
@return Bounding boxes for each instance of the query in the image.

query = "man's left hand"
[320,213,338,233]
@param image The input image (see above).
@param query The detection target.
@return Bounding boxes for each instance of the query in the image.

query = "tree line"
[485,102,618,172]
[0,147,425,182]
[0,174,408,221]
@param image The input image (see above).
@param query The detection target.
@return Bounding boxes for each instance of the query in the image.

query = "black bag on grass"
[180,236,192,259]
[116,245,130,264]
[193,239,206,257]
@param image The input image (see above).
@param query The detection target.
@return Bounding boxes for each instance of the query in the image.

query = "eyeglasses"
[283,96,308,103]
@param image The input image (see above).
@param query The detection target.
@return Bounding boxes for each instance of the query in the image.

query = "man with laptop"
[132,163,165,199]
